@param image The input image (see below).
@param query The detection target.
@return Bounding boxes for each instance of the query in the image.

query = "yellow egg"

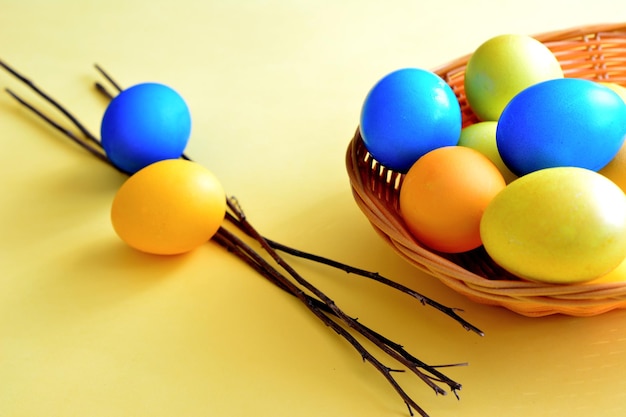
[480,167,626,284]
[588,256,626,284]
[598,82,626,193]
[598,81,626,102]
[599,140,626,194]
[111,159,226,255]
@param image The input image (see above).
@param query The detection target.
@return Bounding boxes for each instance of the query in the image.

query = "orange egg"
[399,146,506,253]
[111,159,226,255]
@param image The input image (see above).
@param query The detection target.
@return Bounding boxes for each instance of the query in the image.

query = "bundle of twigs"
[0,60,482,417]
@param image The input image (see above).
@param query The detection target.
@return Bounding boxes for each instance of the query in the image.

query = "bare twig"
[216,225,468,389]
[5,88,112,165]
[213,226,432,417]
[95,81,116,100]
[225,197,463,397]
[0,59,100,146]
[225,211,483,337]
[94,63,123,92]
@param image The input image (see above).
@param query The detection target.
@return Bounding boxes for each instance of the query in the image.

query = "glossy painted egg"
[457,121,517,183]
[360,68,462,172]
[464,34,563,121]
[496,78,626,176]
[111,159,226,255]
[598,82,626,193]
[589,256,626,284]
[399,146,506,253]
[598,81,626,101]
[101,83,192,174]
[599,139,626,194]
[480,167,626,284]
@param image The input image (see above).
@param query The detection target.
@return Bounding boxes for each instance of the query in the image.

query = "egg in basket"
[346,23,626,317]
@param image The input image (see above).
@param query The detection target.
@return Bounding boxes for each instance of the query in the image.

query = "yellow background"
[2,1,626,416]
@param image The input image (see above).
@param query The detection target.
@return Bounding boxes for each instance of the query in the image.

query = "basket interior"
[349,23,626,284]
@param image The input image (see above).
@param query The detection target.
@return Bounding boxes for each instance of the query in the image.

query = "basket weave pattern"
[346,23,626,317]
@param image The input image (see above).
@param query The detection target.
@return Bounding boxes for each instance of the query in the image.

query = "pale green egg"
[458,121,517,183]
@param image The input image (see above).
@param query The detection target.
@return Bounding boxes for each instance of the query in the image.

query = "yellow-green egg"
[480,167,626,284]
[464,34,563,121]
[457,121,517,183]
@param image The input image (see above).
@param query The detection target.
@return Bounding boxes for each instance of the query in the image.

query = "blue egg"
[101,83,192,174]
[496,78,626,176]
[360,68,461,172]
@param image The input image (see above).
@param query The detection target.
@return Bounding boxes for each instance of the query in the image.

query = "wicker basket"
[346,23,626,317]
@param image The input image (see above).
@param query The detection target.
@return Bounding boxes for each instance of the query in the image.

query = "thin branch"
[224,211,482,337]
[213,226,431,417]
[5,88,105,159]
[264,236,483,337]
[225,197,461,396]
[4,88,130,174]
[224,211,470,389]
[95,81,116,100]
[216,225,466,385]
[94,63,123,92]
[0,59,100,145]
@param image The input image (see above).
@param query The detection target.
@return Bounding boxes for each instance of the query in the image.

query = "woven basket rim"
[346,22,626,317]
[431,22,626,75]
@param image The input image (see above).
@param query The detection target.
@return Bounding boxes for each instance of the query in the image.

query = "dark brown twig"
[5,88,112,165]
[270,238,483,336]
[225,197,463,398]
[214,226,432,417]
[95,82,115,100]
[94,63,123,92]
[218,222,470,383]
[0,59,100,146]
[225,211,483,337]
